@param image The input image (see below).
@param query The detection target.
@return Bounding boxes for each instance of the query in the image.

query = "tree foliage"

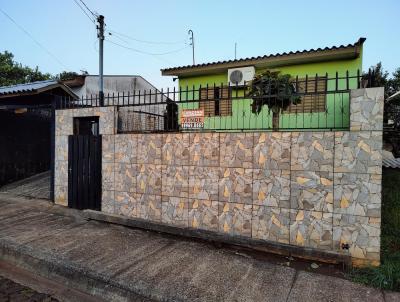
[247,71,301,129]
[364,62,400,100]
[366,62,389,90]
[0,51,52,86]
[55,71,88,81]
[0,51,82,86]
[388,67,400,102]
[247,71,301,114]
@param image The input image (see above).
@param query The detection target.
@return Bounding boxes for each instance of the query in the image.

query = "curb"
[0,239,155,302]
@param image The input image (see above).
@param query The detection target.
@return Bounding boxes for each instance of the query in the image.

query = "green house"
[161,38,365,131]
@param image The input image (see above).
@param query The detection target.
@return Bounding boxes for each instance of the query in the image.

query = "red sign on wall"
[180,109,204,129]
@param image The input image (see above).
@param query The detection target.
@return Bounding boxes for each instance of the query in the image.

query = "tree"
[363,62,400,100]
[0,51,84,86]
[55,71,81,81]
[247,71,301,130]
[388,67,400,102]
[366,62,389,89]
[0,51,51,86]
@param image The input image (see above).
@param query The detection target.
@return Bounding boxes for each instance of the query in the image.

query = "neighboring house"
[0,80,77,191]
[161,38,366,130]
[63,74,160,98]
[63,75,175,132]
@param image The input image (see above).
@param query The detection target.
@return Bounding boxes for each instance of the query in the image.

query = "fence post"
[49,96,56,202]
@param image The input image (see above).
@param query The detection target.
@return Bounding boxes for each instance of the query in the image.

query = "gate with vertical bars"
[68,135,102,210]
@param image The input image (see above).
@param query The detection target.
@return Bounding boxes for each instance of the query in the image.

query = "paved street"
[0,171,50,200]
[0,193,398,302]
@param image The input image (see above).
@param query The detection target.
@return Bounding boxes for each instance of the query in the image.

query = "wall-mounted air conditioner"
[228,66,255,86]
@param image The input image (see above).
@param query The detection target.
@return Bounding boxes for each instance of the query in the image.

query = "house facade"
[161,38,365,130]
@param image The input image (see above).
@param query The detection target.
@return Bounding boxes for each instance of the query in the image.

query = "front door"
[68,116,102,210]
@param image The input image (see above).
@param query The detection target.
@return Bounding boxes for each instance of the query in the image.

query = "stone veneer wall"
[54,107,117,207]
[54,88,384,266]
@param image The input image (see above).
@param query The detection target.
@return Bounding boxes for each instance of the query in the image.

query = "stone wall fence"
[54,87,384,267]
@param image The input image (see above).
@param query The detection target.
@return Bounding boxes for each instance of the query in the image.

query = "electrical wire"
[72,1,188,49]
[0,7,69,70]
[93,27,99,53]
[72,0,96,23]
[105,38,190,56]
[108,32,130,45]
[108,29,187,46]
[105,38,181,66]
[78,0,97,18]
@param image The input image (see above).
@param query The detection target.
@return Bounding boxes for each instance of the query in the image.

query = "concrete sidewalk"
[0,194,398,302]
[0,171,50,200]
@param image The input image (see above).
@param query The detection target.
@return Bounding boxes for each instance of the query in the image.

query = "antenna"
[235,42,237,60]
[188,29,195,65]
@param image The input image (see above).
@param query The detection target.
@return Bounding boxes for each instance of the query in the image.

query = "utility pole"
[188,29,195,65]
[97,15,105,106]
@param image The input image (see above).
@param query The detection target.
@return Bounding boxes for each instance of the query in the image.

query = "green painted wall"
[177,54,362,130]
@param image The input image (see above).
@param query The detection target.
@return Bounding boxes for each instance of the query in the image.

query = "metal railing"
[56,70,378,132]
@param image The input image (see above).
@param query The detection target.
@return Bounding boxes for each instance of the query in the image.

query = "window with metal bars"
[285,77,327,113]
[199,87,232,117]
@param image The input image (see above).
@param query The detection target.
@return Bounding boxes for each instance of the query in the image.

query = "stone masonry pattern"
[350,88,384,131]
[54,107,116,207]
[54,88,384,266]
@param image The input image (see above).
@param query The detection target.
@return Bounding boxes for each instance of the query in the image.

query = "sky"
[0,0,399,89]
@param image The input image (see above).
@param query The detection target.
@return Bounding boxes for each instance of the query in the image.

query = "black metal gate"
[0,108,52,187]
[68,135,102,210]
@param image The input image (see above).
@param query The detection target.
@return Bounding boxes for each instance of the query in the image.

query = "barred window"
[285,77,327,113]
[199,87,232,117]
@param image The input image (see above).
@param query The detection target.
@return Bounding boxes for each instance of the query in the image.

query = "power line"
[108,29,187,46]
[106,38,183,66]
[0,7,69,70]
[106,38,190,56]
[72,0,95,23]
[78,0,97,18]
[108,32,130,45]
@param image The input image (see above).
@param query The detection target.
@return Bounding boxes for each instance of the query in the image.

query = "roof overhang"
[161,38,365,77]
[0,82,78,100]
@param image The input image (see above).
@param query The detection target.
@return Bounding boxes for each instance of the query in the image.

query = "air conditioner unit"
[228,66,255,86]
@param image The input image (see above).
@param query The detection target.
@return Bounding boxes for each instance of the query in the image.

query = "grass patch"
[348,168,400,291]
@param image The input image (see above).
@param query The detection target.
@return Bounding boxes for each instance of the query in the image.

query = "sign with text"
[180,109,204,129]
